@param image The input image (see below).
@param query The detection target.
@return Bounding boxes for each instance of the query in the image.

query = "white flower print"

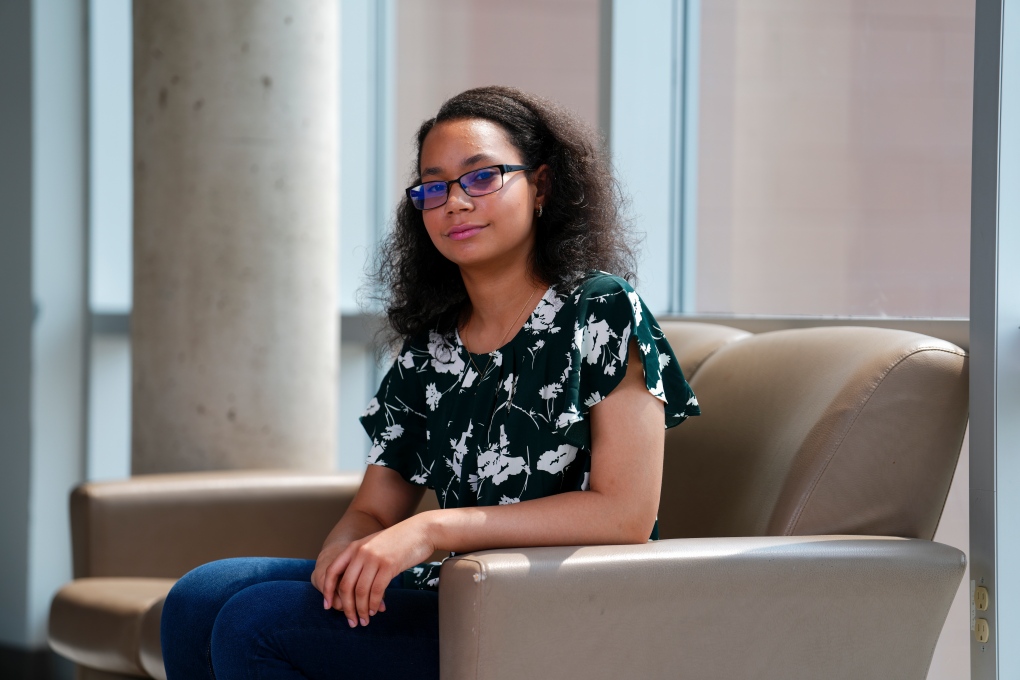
[399,351,415,369]
[410,473,428,484]
[604,364,617,376]
[650,377,666,401]
[559,350,573,384]
[478,450,527,485]
[363,397,380,417]
[658,353,671,370]
[640,342,651,355]
[468,473,480,492]
[628,291,643,326]
[499,495,520,505]
[581,472,590,491]
[555,403,582,429]
[425,383,441,411]
[476,425,528,486]
[526,289,564,333]
[367,441,385,465]
[539,383,562,400]
[461,367,478,389]
[492,351,503,367]
[412,566,424,576]
[426,577,439,588]
[501,373,517,401]
[526,339,547,368]
[617,322,632,365]
[580,314,614,366]
[448,423,473,480]
[537,444,578,474]
[583,392,604,408]
[427,332,465,375]
[687,395,699,407]
[382,424,404,441]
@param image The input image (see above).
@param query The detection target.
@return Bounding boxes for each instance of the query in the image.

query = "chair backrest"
[657,326,968,540]
[659,321,752,380]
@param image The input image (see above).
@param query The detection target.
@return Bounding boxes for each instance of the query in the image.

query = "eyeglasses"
[406,164,531,211]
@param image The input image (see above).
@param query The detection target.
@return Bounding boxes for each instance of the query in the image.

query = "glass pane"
[695,0,973,317]
[393,0,602,193]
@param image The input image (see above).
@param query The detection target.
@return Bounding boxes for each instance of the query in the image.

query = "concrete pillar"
[132,1,338,473]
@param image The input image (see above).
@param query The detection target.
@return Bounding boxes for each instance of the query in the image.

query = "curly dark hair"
[368,85,637,350]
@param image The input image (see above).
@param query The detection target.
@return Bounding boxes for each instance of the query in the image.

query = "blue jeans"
[160,557,439,679]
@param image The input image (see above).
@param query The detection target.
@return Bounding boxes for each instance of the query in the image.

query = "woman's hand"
[320,512,438,628]
[311,533,370,598]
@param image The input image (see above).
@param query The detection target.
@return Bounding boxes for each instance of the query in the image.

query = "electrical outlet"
[975,586,989,611]
[976,618,990,643]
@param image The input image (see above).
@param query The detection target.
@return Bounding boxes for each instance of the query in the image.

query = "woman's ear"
[533,164,552,205]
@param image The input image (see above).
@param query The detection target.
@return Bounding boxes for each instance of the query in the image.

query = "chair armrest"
[70,470,362,578]
[438,536,964,680]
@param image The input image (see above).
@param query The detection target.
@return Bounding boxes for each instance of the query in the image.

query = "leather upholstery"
[658,326,968,540]
[139,594,167,680]
[438,536,965,680]
[70,470,362,579]
[659,320,751,378]
[49,577,174,677]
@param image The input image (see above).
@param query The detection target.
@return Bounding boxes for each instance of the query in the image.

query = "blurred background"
[0,0,975,677]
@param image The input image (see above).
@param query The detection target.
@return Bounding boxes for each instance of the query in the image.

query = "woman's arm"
[310,462,425,602]
[324,341,665,628]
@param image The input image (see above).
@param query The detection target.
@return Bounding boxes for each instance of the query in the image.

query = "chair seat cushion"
[49,577,174,678]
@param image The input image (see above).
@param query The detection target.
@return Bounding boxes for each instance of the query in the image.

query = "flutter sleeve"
[359,339,431,486]
[552,274,700,450]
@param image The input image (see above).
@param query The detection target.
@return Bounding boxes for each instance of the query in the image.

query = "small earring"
[536,205,543,218]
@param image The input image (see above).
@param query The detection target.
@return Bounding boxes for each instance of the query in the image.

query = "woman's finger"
[354,560,380,626]
[368,567,390,619]
[321,545,355,611]
[338,556,365,628]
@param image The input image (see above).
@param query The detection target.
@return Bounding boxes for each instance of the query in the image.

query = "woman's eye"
[424,183,446,195]
[471,170,495,182]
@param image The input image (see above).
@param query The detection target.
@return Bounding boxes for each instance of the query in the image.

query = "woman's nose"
[444,182,474,212]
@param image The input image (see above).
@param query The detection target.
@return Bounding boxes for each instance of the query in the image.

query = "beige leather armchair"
[49,323,968,680]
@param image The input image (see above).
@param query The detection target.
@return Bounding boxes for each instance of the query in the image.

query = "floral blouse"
[360,272,700,590]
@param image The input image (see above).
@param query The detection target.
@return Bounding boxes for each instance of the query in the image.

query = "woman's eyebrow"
[421,153,498,178]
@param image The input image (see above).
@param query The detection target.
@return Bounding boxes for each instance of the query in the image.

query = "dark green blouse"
[360,272,700,589]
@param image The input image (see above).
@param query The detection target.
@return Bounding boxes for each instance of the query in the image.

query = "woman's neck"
[459,265,547,353]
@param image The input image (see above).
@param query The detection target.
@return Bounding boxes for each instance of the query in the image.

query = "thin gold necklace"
[462,287,538,381]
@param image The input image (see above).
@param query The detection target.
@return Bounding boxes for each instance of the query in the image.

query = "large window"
[393,0,603,193]
[695,0,973,316]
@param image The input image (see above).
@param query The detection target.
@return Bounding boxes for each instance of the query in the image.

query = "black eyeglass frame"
[405,164,532,211]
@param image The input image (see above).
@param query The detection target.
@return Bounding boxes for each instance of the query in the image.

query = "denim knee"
[162,558,316,680]
[208,580,313,678]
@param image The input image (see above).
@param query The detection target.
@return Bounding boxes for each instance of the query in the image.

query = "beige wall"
[697,0,973,317]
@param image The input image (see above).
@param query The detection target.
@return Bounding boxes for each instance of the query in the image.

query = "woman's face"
[418,118,546,274]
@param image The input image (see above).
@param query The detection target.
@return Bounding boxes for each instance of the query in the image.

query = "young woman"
[161,85,699,680]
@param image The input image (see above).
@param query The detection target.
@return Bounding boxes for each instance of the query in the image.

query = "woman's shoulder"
[554,271,647,325]
[565,270,638,301]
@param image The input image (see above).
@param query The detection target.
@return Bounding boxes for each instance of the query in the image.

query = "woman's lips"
[447,224,485,241]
